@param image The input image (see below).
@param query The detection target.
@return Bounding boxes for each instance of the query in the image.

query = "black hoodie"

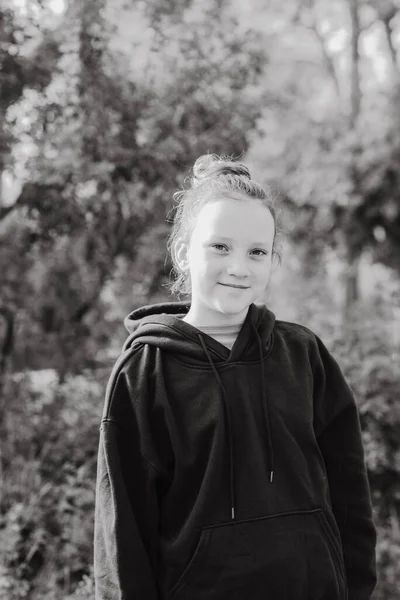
[94,302,376,600]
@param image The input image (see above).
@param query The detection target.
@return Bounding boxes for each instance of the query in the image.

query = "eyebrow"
[207,236,270,246]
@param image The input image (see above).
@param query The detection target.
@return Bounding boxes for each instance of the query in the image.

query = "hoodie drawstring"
[252,322,275,484]
[197,334,236,520]
[197,327,275,522]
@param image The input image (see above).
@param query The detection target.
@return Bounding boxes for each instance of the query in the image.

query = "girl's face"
[178,197,275,326]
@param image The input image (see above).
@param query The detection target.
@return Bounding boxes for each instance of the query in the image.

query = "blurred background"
[0,0,399,598]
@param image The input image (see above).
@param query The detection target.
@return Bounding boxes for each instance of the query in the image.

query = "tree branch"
[382,16,399,70]
[0,204,17,222]
[367,0,399,71]
[308,21,342,101]
[298,2,342,101]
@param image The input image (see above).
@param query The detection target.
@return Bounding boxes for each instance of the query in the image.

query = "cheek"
[254,262,272,281]
[190,251,218,271]
[188,255,212,278]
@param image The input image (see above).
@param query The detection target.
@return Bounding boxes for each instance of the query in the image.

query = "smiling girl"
[94,154,377,599]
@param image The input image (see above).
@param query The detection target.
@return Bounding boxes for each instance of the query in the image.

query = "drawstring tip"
[269,471,274,483]
[231,507,235,520]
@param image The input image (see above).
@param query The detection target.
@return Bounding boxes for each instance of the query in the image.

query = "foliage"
[332,308,400,600]
[0,369,106,600]
[247,0,400,276]
[1,0,269,378]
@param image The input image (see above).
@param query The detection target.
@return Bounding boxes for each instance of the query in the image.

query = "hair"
[167,154,283,296]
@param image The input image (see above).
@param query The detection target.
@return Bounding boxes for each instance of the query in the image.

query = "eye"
[211,243,229,252]
[251,249,268,257]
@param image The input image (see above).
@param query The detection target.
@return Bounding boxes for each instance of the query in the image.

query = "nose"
[226,256,250,278]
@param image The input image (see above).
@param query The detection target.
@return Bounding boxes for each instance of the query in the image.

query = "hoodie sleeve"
[94,345,169,600]
[312,335,377,600]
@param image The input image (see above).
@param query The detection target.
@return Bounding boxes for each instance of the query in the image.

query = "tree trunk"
[343,0,362,319]
[349,0,361,129]
[344,250,360,308]
[0,307,14,405]
[0,307,14,375]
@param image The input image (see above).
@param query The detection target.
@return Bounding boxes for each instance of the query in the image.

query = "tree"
[248,0,400,304]
[2,0,269,378]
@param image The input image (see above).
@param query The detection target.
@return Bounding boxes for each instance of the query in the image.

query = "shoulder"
[103,342,156,419]
[272,319,336,370]
[109,340,161,385]
[107,342,146,384]
[273,318,320,349]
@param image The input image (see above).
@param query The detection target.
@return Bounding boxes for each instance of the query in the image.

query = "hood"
[123,301,276,364]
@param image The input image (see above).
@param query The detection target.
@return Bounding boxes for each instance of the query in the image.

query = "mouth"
[218,283,249,289]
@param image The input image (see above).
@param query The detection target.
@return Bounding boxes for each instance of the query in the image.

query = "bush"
[310,299,400,600]
[0,369,108,599]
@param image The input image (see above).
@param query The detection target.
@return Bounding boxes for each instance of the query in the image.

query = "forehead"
[192,197,275,243]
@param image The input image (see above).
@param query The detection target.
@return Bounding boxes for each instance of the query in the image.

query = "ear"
[271,251,281,273]
[175,240,189,272]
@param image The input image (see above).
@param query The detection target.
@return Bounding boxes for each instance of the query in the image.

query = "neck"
[183,306,249,328]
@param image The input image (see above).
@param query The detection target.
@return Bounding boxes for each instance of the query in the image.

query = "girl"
[94,155,377,599]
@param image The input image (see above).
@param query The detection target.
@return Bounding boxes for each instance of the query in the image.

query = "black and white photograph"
[0,0,399,598]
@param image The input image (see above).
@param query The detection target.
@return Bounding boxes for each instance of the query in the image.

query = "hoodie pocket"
[167,508,347,600]
[167,527,212,599]
[316,510,347,592]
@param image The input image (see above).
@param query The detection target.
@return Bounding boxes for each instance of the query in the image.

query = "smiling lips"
[219,283,249,289]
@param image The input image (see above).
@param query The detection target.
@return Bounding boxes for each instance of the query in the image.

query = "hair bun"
[191,154,251,188]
